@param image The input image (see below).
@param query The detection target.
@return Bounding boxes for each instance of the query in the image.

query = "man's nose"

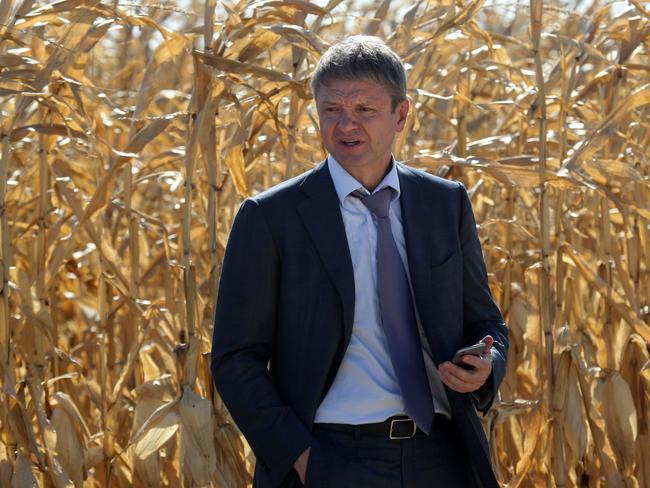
[336,111,359,130]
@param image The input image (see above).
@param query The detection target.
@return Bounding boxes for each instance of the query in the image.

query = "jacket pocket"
[430,250,463,316]
[431,249,461,276]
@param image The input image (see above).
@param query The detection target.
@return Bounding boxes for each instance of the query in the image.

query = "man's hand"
[438,336,493,393]
[293,447,311,484]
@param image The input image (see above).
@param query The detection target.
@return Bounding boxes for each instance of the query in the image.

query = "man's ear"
[395,98,410,131]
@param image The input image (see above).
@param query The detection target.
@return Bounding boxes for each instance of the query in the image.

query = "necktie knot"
[355,187,393,219]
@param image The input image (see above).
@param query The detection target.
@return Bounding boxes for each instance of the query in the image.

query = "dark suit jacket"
[211,160,508,488]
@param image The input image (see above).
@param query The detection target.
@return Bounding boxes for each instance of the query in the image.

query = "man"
[211,36,508,488]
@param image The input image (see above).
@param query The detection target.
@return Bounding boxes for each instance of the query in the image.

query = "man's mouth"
[339,139,361,146]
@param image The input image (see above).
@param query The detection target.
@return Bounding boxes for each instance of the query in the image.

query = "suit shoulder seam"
[247,197,281,258]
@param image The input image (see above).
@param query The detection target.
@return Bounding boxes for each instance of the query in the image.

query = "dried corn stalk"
[0,0,648,486]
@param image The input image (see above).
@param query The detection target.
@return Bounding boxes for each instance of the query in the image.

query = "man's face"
[315,78,409,174]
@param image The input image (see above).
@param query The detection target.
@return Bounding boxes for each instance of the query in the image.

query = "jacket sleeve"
[211,198,311,486]
[457,183,509,413]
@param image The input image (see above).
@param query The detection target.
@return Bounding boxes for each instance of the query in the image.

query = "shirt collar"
[327,155,401,205]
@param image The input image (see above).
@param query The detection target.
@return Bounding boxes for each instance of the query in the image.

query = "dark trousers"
[303,418,472,487]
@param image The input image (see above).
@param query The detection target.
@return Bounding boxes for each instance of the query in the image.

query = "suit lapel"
[397,164,434,334]
[297,161,355,343]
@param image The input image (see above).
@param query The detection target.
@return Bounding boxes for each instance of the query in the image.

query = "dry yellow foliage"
[0,0,648,487]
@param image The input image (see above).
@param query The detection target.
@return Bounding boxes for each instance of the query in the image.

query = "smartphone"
[452,342,486,369]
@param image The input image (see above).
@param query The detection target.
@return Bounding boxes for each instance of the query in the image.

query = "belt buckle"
[389,418,417,439]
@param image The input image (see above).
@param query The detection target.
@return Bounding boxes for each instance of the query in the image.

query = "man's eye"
[325,107,340,113]
[359,107,374,113]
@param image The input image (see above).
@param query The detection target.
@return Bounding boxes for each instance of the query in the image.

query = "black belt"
[314,414,448,440]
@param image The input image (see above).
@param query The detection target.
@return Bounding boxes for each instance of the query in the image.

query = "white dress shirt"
[314,156,451,425]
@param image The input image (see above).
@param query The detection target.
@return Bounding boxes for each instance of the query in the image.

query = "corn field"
[0,0,648,486]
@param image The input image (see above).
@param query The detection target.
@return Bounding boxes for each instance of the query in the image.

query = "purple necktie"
[356,187,434,434]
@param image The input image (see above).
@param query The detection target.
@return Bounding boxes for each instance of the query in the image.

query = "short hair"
[311,36,407,110]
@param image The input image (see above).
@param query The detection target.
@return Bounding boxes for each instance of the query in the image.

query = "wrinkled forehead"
[316,78,391,104]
